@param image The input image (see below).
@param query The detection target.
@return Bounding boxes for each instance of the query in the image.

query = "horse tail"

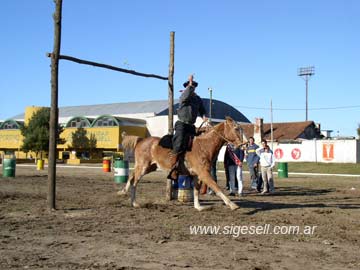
[121,132,143,150]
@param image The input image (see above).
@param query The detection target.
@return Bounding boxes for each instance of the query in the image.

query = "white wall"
[145,115,208,137]
[271,139,359,164]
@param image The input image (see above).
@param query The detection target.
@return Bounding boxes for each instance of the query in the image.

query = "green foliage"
[71,128,97,154]
[89,133,97,150]
[357,124,360,139]
[20,108,65,154]
[21,108,50,153]
[71,127,88,150]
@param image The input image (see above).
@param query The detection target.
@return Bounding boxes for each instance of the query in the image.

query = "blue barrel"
[174,175,194,202]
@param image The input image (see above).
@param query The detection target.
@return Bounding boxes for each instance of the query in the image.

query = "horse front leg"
[199,171,239,210]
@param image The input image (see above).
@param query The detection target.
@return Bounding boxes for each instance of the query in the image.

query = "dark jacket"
[177,84,206,125]
[224,145,245,166]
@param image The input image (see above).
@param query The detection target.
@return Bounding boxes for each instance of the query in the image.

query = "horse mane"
[121,132,143,150]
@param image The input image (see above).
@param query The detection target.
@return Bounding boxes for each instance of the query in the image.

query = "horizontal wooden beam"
[46,53,168,80]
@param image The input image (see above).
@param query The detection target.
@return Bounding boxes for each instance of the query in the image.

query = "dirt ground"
[0,165,359,270]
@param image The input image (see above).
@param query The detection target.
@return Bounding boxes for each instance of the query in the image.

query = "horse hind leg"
[117,172,134,196]
[116,165,142,207]
[129,167,144,208]
[130,163,158,208]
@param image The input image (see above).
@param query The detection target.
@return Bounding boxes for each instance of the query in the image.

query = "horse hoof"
[195,206,206,211]
[132,202,141,208]
[230,203,239,211]
[117,190,127,196]
[195,206,212,211]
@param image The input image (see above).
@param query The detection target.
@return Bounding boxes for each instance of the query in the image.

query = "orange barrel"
[102,159,111,172]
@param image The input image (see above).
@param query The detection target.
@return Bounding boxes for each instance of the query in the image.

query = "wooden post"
[168,31,175,135]
[48,0,62,210]
[166,32,175,201]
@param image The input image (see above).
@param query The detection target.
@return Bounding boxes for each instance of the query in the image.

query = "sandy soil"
[0,165,359,270]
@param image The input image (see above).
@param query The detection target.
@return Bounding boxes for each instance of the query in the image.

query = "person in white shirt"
[256,145,275,194]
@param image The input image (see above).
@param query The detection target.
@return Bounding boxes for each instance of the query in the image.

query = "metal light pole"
[270,99,274,150]
[298,66,315,121]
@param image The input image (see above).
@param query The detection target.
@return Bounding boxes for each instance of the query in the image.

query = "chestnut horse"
[119,117,246,211]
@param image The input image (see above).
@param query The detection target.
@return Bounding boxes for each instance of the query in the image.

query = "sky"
[1,0,359,137]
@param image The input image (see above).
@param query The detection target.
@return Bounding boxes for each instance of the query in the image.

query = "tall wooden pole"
[166,31,175,201]
[168,31,175,135]
[48,0,62,210]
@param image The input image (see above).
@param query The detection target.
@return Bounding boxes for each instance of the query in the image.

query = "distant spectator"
[245,137,260,190]
[257,139,273,191]
[256,145,276,194]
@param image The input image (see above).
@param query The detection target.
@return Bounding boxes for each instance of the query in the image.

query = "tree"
[357,124,360,139]
[71,127,97,158]
[21,107,64,159]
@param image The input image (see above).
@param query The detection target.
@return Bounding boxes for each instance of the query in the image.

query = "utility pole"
[270,99,274,150]
[208,87,213,123]
[168,31,175,135]
[298,66,315,121]
[48,0,62,210]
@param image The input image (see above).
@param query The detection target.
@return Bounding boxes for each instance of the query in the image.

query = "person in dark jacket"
[172,74,207,154]
[224,143,245,196]
[246,137,260,190]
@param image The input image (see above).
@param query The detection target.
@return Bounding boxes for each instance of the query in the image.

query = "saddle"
[158,134,174,149]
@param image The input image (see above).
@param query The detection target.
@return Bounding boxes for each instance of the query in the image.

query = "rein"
[206,121,245,146]
[206,122,234,144]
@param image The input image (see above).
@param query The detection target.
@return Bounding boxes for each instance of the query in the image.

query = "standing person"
[257,139,274,192]
[169,74,207,179]
[224,143,245,196]
[256,145,276,194]
[224,157,238,191]
[246,137,260,190]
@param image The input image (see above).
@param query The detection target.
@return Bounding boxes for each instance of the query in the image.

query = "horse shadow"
[199,186,360,214]
[264,186,334,197]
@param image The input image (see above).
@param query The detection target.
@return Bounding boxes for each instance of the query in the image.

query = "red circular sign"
[291,148,301,160]
[274,148,284,159]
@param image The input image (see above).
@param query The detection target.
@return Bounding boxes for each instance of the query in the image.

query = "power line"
[234,105,360,111]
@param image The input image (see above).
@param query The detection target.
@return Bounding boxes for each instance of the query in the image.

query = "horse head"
[224,117,247,147]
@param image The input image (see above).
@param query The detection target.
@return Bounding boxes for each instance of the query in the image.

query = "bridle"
[204,120,245,146]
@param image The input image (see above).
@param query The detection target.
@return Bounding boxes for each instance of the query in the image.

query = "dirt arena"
[0,165,359,270]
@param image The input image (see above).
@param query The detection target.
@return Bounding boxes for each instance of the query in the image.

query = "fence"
[217,139,360,164]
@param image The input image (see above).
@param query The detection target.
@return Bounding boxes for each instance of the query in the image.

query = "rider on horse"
[169,74,207,179]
